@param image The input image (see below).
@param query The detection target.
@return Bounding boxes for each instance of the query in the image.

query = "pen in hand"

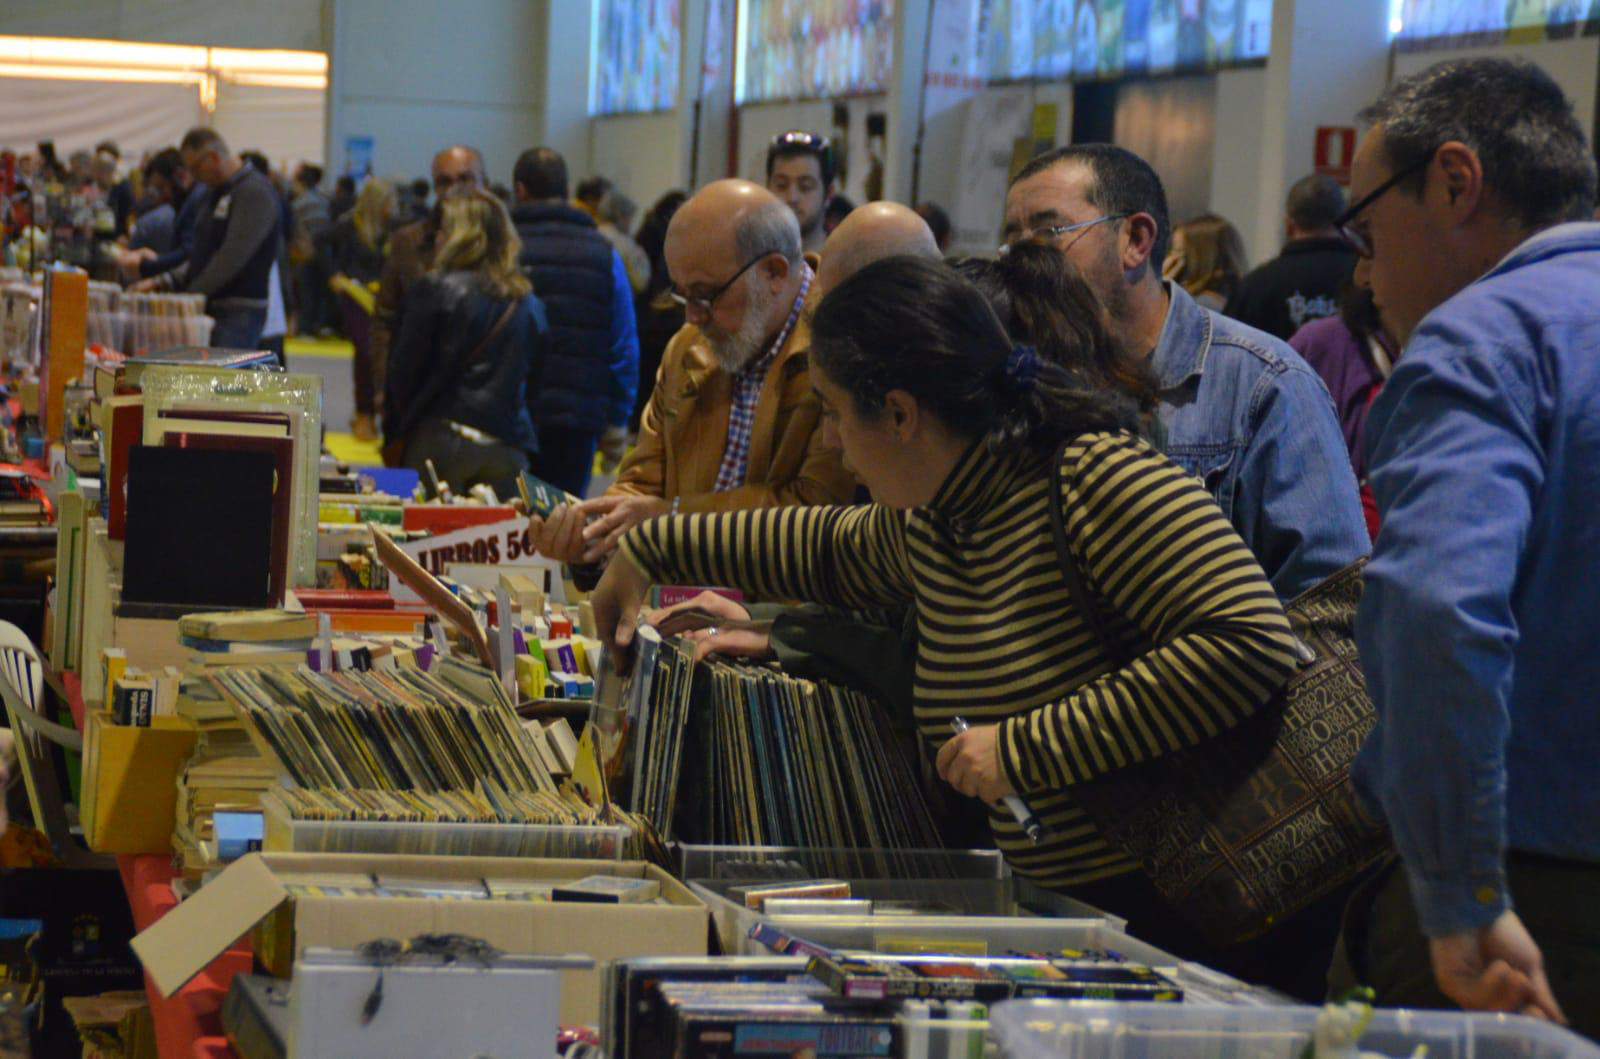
[950,716,1046,844]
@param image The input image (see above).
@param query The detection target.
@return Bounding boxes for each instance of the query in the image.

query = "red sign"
[1315,126,1358,186]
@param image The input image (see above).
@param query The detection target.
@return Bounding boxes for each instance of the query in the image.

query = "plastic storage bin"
[261,797,631,860]
[676,844,1012,882]
[988,1000,1600,1058]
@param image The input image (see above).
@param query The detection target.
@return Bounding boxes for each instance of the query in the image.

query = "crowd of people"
[3,53,1595,1033]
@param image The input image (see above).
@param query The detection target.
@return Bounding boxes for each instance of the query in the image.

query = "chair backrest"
[0,620,111,869]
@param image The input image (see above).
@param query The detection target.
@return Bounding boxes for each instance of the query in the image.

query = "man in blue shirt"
[1003,145,1368,600]
[1338,58,1599,1031]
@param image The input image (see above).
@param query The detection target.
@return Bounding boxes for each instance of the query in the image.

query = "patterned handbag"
[1046,444,1390,948]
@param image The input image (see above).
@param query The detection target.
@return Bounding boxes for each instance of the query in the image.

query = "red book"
[294,589,395,610]
[401,505,517,535]
[103,396,144,540]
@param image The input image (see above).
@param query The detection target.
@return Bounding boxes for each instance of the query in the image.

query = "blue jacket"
[511,202,639,436]
[1354,223,1600,936]
[1150,282,1369,599]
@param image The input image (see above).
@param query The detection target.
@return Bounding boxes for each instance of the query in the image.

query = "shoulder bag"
[1044,439,1389,948]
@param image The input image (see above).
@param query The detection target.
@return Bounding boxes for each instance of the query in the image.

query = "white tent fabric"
[0,75,203,159]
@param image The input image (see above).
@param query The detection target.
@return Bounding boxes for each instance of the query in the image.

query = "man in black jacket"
[509,147,639,496]
[1225,173,1356,340]
[134,127,282,350]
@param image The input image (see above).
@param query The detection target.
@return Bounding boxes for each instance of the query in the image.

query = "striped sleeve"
[617,504,916,610]
[998,433,1299,794]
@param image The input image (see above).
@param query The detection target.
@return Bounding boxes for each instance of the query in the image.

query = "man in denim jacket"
[1336,58,1600,1032]
[1004,145,1367,600]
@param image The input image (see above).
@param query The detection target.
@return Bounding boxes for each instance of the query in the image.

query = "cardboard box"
[131,854,709,1025]
[82,711,197,854]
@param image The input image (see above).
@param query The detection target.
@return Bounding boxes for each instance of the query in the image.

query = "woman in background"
[327,179,396,441]
[1163,212,1248,311]
[384,190,548,499]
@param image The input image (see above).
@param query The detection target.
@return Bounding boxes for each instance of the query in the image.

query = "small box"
[82,711,197,854]
[131,854,709,1025]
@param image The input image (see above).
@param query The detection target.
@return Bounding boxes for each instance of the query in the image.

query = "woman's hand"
[645,590,750,628]
[591,551,651,673]
[936,723,1016,803]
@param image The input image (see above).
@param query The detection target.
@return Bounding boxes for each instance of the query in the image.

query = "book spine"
[111,683,131,726]
[131,686,153,727]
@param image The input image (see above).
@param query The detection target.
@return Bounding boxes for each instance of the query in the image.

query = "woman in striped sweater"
[593,256,1301,959]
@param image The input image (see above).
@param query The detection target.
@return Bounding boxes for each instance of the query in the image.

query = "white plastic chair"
[0,621,113,869]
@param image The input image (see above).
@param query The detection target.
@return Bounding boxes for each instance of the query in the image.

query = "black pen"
[950,716,1045,843]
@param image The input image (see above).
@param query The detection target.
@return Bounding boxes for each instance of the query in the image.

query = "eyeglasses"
[1335,152,1433,258]
[998,213,1130,257]
[669,250,774,315]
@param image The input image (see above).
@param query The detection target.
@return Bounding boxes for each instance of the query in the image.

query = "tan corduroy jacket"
[609,272,854,513]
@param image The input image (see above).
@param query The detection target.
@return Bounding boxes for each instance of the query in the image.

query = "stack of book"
[172,673,279,875]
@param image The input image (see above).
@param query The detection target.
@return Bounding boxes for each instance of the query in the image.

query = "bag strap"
[1045,439,1131,668]
[390,296,519,441]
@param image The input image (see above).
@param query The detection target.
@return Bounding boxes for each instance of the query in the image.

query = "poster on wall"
[1395,0,1599,47]
[951,85,1031,255]
[344,136,373,177]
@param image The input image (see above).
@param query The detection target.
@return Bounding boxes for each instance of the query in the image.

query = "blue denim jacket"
[1150,282,1368,599]
[1354,223,1600,936]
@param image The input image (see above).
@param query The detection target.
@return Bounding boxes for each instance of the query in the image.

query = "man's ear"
[1122,212,1160,273]
[762,252,792,288]
[1433,141,1483,220]
[882,389,919,440]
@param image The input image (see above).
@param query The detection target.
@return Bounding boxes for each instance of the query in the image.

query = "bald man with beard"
[532,180,855,567]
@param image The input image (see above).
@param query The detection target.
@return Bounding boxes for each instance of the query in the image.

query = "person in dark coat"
[509,147,639,496]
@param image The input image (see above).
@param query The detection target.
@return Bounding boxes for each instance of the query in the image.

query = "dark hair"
[954,244,1159,416]
[811,256,1142,461]
[766,131,836,186]
[94,140,120,159]
[1360,57,1598,229]
[295,163,324,188]
[637,190,688,297]
[410,177,430,198]
[916,201,952,250]
[179,127,227,156]
[336,175,356,194]
[824,194,855,228]
[143,147,185,184]
[575,174,612,204]
[1012,144,1171,276]
[513,147,568,201]
[1286,174,1345,232]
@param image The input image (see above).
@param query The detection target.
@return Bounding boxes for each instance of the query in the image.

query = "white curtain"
[0,75,204,160]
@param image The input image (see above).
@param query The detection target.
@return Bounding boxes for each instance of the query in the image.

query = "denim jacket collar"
[1149,281,1215,390]
[1480,221,1600,283]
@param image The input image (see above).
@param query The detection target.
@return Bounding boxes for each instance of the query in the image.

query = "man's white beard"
[705,276,778,373]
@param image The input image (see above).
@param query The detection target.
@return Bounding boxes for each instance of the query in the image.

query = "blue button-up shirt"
[1150,282,1368,599]
[1354,222,1600,936]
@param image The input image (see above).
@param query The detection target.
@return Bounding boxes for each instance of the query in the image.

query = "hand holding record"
[592,551,651,673]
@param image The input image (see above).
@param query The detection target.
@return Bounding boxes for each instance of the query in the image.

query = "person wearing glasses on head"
[371,145,486,436]
[529,179,854,573]
[767,130,837,254]
[1003,144,1366,601]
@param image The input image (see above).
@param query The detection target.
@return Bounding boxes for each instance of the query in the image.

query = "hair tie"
[1004,343,1040,392]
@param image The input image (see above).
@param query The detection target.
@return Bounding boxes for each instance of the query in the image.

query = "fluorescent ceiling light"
[0,61,207,85]
[220,71,327,90]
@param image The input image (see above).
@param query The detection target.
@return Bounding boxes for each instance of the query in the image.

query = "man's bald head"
[815,201,940,296]
[666,179,801,265]
[664,179,805,372]
[432,145,485,200]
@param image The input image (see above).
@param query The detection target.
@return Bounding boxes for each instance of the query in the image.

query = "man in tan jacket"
[532,179,853,565]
